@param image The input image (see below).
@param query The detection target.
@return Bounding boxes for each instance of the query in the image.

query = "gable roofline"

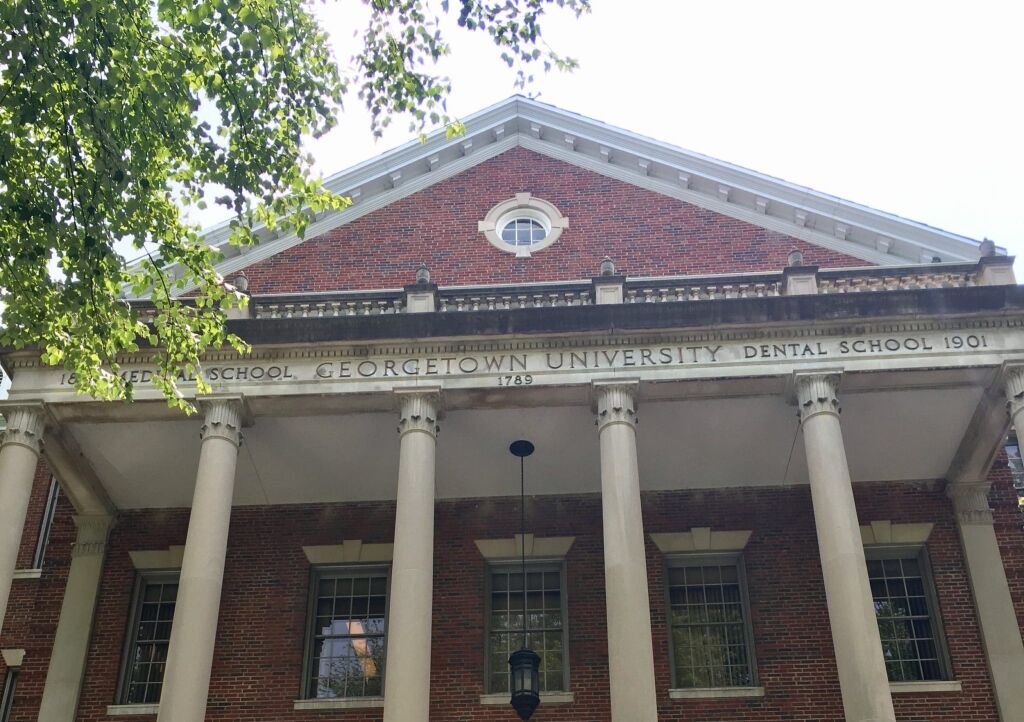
[179,96,999,293]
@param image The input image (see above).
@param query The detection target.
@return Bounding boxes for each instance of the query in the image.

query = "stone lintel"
[129,546,185,571]
[1,648,25,667]
[474,534,575,560]
[859,521,934,546]
[302,541,394,565]
[650,528,752,554]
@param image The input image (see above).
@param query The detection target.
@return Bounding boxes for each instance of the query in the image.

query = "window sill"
[13,568,42,580]
[293,697,385,711]
[669,687,765,699]
[106,704,159,716]
[479,691,574,705]
[890,680,962,694]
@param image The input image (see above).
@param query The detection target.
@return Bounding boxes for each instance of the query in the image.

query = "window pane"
[122,579,177,704]
[668,563,753,689]
[487,566,565,693]
[868,553,944,681]
[308,571,388,699]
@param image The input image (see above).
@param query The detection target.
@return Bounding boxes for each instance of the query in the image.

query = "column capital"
[395,388,441,437]
[71,514,115,558]
[793,372,842,422]
[1002,363,1024,420]
[946,481,994,525]
[0,401,46,455]
[593,380,639,430]
[198,395,250,446]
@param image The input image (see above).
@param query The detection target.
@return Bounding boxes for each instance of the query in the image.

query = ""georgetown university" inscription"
[53,332,995,389]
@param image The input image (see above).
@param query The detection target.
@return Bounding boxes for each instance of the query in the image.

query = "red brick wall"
[0,459,76,722]
[241,147,870,294]
[37,481,1007,722]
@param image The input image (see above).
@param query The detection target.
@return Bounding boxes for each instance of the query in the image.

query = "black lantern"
[508,439,541,721]
[509,648,541,720]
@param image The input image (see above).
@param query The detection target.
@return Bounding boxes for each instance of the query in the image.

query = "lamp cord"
[520,454,527,650]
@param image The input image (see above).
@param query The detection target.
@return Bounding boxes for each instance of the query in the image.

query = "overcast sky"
[249,0,1023,262]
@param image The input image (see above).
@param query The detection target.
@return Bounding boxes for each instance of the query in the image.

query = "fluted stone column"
[382,389,440,722]
[946,365,1024,720]
[593,381,658,722]
[38,514,115,722]
[157,397,245,722]
[795,373,895,722]
[0,402,45,637]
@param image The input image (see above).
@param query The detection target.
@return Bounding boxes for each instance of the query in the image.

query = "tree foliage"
[0,0,587,411]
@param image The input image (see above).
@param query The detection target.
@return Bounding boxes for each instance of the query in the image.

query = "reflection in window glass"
[32,476,60,569]
[122,576,177,704]
[499,218,547,247]
[668,562,754,688]
[308,572,388,698]
[488,565,566,693]
[0,668,17,722]
[868,555,945,681]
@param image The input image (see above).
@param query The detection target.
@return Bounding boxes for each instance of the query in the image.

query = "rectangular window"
[867,549,949,682]
[666,555,756,688]
[32,476,60,569]
[0,668,17,722]
[119,573,178,704]
[305,567,388,699]
[486,563,567,693]
[1007,438,1024,495]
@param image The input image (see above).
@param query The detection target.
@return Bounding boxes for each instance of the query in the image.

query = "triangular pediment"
[184,96,995,292]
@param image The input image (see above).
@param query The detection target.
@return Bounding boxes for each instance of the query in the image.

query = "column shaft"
[38,514,114,722]
[796,374,895,722]
[0,403,45,637]
[594,382,658,722]
[157,398,244,722]
[948,482,1024,720]
[952,365,1024,719]
[382,391,440,722]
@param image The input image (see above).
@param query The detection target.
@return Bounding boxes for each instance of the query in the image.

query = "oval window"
[478,193,568,257]
[499,217,548,247]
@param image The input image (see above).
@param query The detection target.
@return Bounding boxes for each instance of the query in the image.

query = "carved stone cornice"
[794,372,841,422]
[71,514,115,558]
[593,380,639,430]
[1003,364,1024,422]
[199,395,248,446]
[946,481,994,526]
[395,388,441,437]
[0,401,46,455]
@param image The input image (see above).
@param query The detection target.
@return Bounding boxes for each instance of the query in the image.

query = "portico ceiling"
[67,369,987,510]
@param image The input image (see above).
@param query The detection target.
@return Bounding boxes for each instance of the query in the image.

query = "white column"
[38,514,115,722]
[0,402,45,637]
[382,389,440,722]
[795,373,895,722]
[947,364,1024,720]
[946,482,1024,720]
[157,397,245,722]
[593,381,658,722]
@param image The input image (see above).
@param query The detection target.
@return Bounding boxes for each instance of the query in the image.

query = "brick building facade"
[2,97,1023,722]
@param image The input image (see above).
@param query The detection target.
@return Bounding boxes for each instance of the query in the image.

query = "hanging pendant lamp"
[508,439,541,721]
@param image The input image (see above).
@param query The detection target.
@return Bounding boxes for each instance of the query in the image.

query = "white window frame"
[664,552,758,690]
[300,565,391,701]
[0,668,17,722]
[32,476,61,569]
[865,545,952,683]
[116,571,179,705]
[477,193,568,257]
[484,559,570,694]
